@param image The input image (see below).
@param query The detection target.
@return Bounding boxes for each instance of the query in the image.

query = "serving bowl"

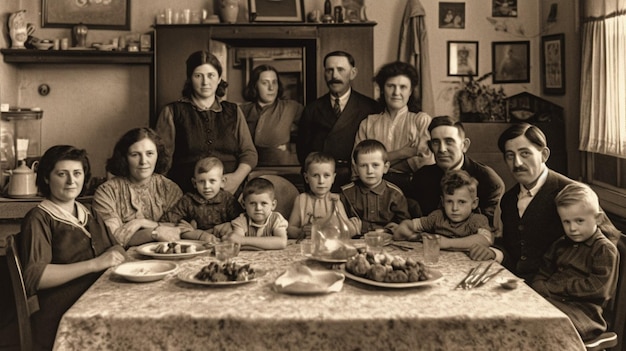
[113,260,178,282]
[33,41,53,50]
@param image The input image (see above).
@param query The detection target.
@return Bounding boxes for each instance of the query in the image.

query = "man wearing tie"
[469,123,573,281]
[297,51,381,191]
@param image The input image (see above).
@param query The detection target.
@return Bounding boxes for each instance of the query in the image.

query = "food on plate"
[194,261,256,282]
[345,252,435,283]
[153,242,197,254]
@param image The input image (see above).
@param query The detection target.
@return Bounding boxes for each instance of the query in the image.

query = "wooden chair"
[0,235,39,351]
[258,174,300,219]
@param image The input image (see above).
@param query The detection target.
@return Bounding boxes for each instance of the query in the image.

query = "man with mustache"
[469,123,573,281]
[297,51,381,192]
[407,116,504,226]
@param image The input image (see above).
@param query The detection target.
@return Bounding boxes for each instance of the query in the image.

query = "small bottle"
[324,0,332,15]
[334,6,343,23]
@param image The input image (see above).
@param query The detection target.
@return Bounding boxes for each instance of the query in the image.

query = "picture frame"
[492,0,518,17]
[447,41,478,76]
[492,41,530,84]
[249,0,304,22]
[541,34,565,95]
[439,2,465,29]
[42,0,130,30]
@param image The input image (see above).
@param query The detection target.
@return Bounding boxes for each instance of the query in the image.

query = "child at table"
[288,152,360,239]
[161,157,242,243]
[222,177,288,250]
[393,170,492,251]
[531,182,620,342]
[340,139,411,236]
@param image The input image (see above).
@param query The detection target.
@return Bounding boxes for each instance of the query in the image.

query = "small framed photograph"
[492,0,518,17]
[541,34,565,95]
[492,41,530,83]
[439,2,465,29]
[42,0,130,29]
[447,41,478,76]
[249,0,304,22]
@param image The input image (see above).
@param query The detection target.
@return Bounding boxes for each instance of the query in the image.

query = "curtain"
[398,0,434,115]
[579,0,626,157]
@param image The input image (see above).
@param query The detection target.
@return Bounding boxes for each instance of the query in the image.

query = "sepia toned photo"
[447,41,478,76]
[439,2,465,29]
[492,41,530,83]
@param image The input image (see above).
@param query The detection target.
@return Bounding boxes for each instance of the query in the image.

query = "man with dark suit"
[297,51,381,192]
[469,123,573,281]
[408,116,504,226]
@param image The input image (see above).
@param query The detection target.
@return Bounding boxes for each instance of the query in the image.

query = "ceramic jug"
[8,10,34,49]
[219,0,239,23]
[7,160,38,198]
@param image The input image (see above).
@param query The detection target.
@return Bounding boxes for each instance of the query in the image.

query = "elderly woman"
[93,128,183,247]
[353,61,435,196]
[156,50,258,194]
[20,145,126,349]
[240,64,303,165]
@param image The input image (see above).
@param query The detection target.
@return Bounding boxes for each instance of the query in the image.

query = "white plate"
[136,240,210,260]
[177,268,258,286]
[307,254,349,263]
[273,268,345,295]
[342,269,443,288]
[113,260,178,283]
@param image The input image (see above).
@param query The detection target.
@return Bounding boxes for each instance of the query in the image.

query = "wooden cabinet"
[153,23,375,127]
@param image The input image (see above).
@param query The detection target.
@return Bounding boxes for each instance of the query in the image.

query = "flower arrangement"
[455,72,507,122]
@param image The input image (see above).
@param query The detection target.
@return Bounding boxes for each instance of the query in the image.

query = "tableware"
[34,41,53,50]
[273,265,344,295]
[307,254,349,263]
[214,242,239,262]
[113,260,177,283]
[177,268,259,286]
[364,231,386,253]
[300,240,313,257]
[136,240,209,260]
[342,268,443,289]
[422,234,440,265]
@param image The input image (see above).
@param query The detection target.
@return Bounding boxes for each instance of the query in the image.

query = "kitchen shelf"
[0,49,153,64]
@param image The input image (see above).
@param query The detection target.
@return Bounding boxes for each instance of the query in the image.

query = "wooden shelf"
[0,49,153,64]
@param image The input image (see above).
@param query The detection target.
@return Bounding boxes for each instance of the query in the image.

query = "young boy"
[340,139,411,236]
[162,157,242,242]
[393,170,492,251]
[223,177,288,250]
[532,182,620,342]
[288,152,360,239]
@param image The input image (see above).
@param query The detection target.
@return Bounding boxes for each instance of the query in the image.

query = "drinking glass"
[215,242,239,263]
[364,232,385,253]
[422,234,440,265]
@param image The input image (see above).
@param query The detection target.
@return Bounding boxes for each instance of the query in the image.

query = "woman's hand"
[92,249,126,272]
[118,218,152,242]
[468,244,496,261]
[223,172,247,194]
[153,225,181,242]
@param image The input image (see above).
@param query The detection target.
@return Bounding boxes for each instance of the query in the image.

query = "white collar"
[330,88,351,107]
[519,166,549,198]
[38,199,92,238]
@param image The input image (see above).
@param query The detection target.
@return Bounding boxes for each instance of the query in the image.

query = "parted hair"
[352,139,388,163]
[242,177,275,201]
[374,61,420,112]
[242,65,284,102]
[428,115,466,137]
[37,145,91,198]
[324,51,356,68]
[106,128,170,177]
[497,123,547,153]
[182,50,228,99]
[304,152,335,173]
[194,156,223,176]
[440,170,478,198]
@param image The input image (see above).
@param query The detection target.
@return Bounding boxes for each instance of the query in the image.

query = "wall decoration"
[541,33,565,95]
[42,0,130,30]
[447,41,478,76]
[492,41,530,84]
[492,0,517,17]
[249,0,304,22]
[439,2,465,29]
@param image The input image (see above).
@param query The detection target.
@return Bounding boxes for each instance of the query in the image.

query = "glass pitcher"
[311,198,358,259]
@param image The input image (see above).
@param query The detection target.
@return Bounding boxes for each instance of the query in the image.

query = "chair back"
[608,234,626,350]
[257,175,300,219]
[0,234,39,351]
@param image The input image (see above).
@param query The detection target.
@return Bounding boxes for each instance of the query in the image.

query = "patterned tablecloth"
[53,240,585,351]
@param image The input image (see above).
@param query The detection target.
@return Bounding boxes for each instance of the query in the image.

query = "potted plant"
[455,72,508,122]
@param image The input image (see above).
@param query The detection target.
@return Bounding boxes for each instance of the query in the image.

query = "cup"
[190,10,202,24]
[300,240,313,257]
[182,9,191,24]
[52,38,60,50]
[422,234,440,265]
[164,8,173,24]
[214,242,239,262]
[60,38,69,50]
[364,232,385,253]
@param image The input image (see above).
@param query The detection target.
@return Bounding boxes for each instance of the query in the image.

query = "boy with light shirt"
[340,139,410,236]
[162,157,242,242]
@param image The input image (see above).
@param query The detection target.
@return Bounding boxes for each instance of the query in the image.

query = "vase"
[311,198,358,257]
[73,23,88,48]
[219,0,239,24]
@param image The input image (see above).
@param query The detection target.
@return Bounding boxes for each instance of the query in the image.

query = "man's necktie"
[333,97,341,117]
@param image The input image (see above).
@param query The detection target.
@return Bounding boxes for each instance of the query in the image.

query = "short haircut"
[440,170,478,198]
[352,139,388,163]
[194,157,223,176]
[242,64,284,102]
[428,115,466,138]
[106,127,170,177]
[374,61,419,111]
[242,177,275,200]
[323,51,356,68]
[497,123,547,154]
[304,152,335,173]
[37,145,91,198]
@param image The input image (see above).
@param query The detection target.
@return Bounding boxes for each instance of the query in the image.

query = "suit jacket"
[296,90,381,165]
[497,169,574,281]
[408,156,505,226]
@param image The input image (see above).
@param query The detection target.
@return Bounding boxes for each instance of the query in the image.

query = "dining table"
[52,240,586,351]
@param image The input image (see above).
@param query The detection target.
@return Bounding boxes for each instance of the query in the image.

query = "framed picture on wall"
[492,41,530,83]
[42,0,130,29]
[492,0,518,17]
[249,0,304,22]
[447,41,478,76]
[439,2,465,29]
[541,34,565,95]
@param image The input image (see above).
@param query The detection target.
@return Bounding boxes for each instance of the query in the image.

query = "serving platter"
[176,268,259,286]
[136,240,210,260]
[113,260,178,283]
[342,269,443,289]
[306,254,350,263]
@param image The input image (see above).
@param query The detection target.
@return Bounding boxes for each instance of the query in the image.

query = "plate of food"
[273,264,344,295]
[113,260,178,283]
[342,251,443,288]
[177,261,259,286]
[136,240,210,260]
